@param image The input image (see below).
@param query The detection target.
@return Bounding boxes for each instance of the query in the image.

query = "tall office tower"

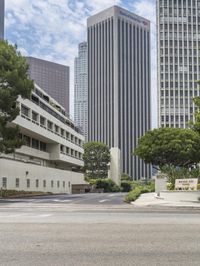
[74,42,88,139]
[87,6,151,179]
[157,0,200,128]
[26,57,70,115]
[0,0,4,40]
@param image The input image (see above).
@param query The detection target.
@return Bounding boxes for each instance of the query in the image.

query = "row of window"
[160,90,198,97]
[21,105,83,147]
[160,33,198,39]
[161,124,186,128]
[31,91,82,135]
[160,40,199,47]
[160,23,200,31]
[20,134,47,152]
[20,133,83,160]
[1,177,70,189]
[160,57,198,64]
[161,106,195,112]
[160,49,198,56]
[160,65,199,72]
[160,0,199,6]
[161,115,193,122]
[160,8,199,17]
[160,82,198,89]
[60,145,83,160]
[161,73,198,79]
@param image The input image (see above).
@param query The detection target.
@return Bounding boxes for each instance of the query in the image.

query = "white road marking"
[99,199,110,203]
[108,194,115,197]
[38,214,52,217]
[53,199,72,203]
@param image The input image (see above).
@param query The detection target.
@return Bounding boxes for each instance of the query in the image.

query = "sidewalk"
[131,192,200,208]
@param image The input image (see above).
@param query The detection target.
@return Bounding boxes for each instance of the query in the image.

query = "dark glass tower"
[87,6,152,179]
[0,0,4,40]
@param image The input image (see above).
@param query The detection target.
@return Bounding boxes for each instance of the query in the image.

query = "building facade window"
[2,177,7,188]
[15,178,20,188]
[27,179,30,188]
[21,105,29,117]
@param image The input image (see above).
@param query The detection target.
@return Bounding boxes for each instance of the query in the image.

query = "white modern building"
[157,0,200,128]
[74,41,88,140]
[87,6,152,180]
[0,85,86,194]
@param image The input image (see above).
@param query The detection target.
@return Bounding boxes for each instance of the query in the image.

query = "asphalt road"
[0,192,127,205]
[0,193,200,266]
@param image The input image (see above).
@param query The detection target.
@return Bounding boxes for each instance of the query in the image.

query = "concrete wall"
[0,158,86,194]
[108,147,121,185]
[160,191,200,202]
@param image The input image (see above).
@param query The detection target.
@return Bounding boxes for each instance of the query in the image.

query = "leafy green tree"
[134,127,200,168]
[83,141,110,179]
[190,80,200,133]
[0,40,34,153]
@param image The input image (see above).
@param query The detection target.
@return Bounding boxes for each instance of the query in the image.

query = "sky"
[5,0,157,128]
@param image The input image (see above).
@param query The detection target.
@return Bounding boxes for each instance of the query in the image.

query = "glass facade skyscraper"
[87,6,152,179]
[26,57,70,115]
[157,0,200,128]
[0,0,4,40]
[74,42,88,139]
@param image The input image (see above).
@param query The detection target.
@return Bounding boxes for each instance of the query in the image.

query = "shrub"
[197,184,200,190]
[125,187,142,202]
[125,183,155,203]
[121,173,132,181]
[167,182,174,190]
[0,190,52,198]
[89,178,121,192]
[121,181,132,192]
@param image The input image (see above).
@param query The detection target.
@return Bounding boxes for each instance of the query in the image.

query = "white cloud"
[5,0,157,126]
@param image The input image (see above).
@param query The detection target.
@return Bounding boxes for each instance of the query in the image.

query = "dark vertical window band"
[129,23,133,176]
[111,18,114,147]
[118,18,121,152]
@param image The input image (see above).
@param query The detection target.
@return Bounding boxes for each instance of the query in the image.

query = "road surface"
[0,193,200,266]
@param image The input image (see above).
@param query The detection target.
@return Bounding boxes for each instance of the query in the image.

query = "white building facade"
[74,41,88,140]
[0,85,86,194]
[157,0,200,128]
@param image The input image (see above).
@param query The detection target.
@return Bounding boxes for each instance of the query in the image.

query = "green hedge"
[89,178,121,192]
[125,182,155,203]
[0,190,52,198]
[121,180,133,192]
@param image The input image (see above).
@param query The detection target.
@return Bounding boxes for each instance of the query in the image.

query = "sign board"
[175,179,198,191]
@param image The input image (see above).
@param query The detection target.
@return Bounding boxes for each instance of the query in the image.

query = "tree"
[0,40,34,153]
[190,80,200,133]
[134,127,200,168]
[83,141,110,179]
